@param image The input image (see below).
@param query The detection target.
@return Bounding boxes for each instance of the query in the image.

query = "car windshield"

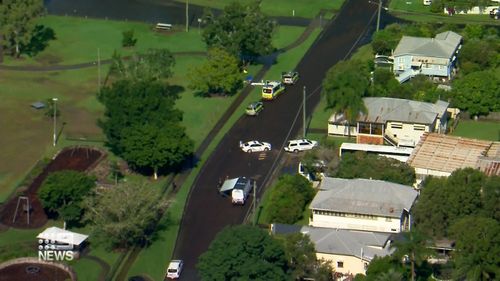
[247,104,254,110]
[168,269,177,273]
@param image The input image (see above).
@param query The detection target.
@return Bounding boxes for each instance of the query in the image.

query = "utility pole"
[97,48,101,93]
[253,180,257,225]
[376,0,382,32]
[185,0,189,32]
[52,98,58,147]
[303,86,306,138]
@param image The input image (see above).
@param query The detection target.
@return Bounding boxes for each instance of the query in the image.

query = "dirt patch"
[0,147,105,229]
[0,261,73,281]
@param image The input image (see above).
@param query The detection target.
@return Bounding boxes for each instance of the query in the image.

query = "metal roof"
[37,226,88,246]
[393,31,462,58]
[310,178,418,218]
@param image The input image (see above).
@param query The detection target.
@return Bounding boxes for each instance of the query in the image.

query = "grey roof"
[271,224,393,261]
[394,31,462,59]
[310,177,418,218]
[358,97,448,124]
[31,101,46,109]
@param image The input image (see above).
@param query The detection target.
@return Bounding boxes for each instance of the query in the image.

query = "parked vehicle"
[240,140,271,153]
[284,139,318,153]
[298,161,326,182]
[166,260,183,279]
[262,81,285,100]
[245,101,264,116]
[490,8,499,19]
[281,71,299,85]
[231,177,252,205]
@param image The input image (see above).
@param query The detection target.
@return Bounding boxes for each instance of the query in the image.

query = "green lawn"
[177,0,345,18]
[273,26,307,50]
[388,0,500,25]
[451,120,500,141]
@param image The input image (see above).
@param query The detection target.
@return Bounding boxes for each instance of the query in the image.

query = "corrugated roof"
[37,226,88,246]
[394,31,462,58]
[310,178,418,218]
[407,133,493,174]
[358,97,448,124]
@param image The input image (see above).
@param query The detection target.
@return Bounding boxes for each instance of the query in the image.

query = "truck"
[219,177,252,205]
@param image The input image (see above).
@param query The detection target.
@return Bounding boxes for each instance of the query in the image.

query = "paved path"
[173,0,380,280]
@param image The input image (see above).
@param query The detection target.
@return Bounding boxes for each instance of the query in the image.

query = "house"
[270,224,394,277]
[328,97,449,147]
[407,133,500,184]
[37,226,89,259]
[309,177,419,233]
[393,31,462,83]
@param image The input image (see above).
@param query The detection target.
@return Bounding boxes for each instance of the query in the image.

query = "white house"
[309,177,419,233]
[270,224,393,277]
[37,226,89,258]
[328,97,449,147]
[393,31,462,83]
[408,133,500,184]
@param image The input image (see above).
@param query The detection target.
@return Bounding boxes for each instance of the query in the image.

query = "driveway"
[173,0,380,280]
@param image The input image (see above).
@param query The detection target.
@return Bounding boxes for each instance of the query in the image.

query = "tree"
[188,48,243,96]
[264,175,315,224]
[202,1,276,59]
[197,225,289,281]
[0,0,45,58]
[481,175,500,221]
[44,98,61,118]
[98,79,193,178]
[363,256,406,281]
[109,49,175,81]
[121,29,137,47]
[83,182,166,249]
[391,230,432,281]
[322,60,369,135]
[282,233,334,281]
[119,123,193,179]
[451,70,500,117]
[335,152,416,186]
[449,216,500,281]
[458,39,498,74]
[371,24,403,55]
[38,170,96,225]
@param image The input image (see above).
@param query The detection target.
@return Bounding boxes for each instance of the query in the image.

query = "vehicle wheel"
[247,149,252,153]
[264,148,269,152]
[294,149,299,153]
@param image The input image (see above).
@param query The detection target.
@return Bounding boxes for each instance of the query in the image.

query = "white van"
[423,0,432,6]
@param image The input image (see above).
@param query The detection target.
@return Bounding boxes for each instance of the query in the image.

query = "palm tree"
[391,230,432,281]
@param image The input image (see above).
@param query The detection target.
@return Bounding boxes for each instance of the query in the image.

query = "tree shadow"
[21,25,56,57]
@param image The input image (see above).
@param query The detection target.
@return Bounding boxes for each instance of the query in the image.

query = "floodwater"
[44,0,210,25]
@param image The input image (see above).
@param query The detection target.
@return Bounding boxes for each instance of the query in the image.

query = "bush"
[122,30,137,47]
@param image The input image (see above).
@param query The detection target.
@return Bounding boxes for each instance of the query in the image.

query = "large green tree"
[98,79,193,178]
[38,170,96,225]
[391,230,432,281]
[360,256,406,281]
[188,47,243,96]
[322,60,369,135]
[335,152,416,186]
[0,0,44,58]
[414,168,488,238]
[451,70,500,117]
[83,182,165,249]
[449,216,500,281]
[197,225,289,281]
[202,1,276,59]
[264,175,315,224]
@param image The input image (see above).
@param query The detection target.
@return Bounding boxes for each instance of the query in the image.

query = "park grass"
[451,120,500,141]
[3,15,206,66]
[127,27,322,280]
[71,258,102,281]
[273,26,307,50]
[176,0,345,18]
[388,0,500,25]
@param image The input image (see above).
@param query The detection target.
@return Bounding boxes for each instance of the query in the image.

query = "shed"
[31,101,46,109]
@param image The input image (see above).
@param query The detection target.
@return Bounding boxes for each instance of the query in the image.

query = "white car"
[166,260,183,279]
[240,141,272,153]
[284,139,318,153]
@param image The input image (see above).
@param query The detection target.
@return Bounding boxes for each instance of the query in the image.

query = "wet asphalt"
[172,0,380,280]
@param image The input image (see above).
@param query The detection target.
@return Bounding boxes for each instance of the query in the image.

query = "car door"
[299,140,311,150]
[251,143,262,152]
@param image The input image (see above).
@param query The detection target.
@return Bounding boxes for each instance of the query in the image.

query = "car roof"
[245,141,262,145]
[168,260,182,267]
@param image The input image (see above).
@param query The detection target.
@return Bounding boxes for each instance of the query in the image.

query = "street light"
[52,97,58,147]
[368,0,389,32]
[197,18,202,34]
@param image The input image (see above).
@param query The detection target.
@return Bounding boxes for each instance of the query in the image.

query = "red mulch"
[0,147,104,229]
[0,262,71,281]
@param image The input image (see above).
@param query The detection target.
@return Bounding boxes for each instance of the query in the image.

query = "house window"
[337,261,344,268]
[413,125,426,131]
[399,57,404,63]
[390,123,403,129]
[386,217,392,222]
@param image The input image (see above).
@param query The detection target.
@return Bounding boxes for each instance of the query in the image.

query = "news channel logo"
[38,233,75,261]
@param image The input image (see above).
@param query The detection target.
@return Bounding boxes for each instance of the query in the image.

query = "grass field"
[388,0,500,25]
[273,26,307,50]
[451,120,500,141]
[176,0,345,18]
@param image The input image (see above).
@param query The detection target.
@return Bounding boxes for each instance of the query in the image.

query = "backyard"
[452,120,500,141]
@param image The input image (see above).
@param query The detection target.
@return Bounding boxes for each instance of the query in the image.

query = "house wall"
[309,212,402,233]
[328,123,358,136]
[394,55,450,77]
[316,252,368,276]
[414,167,452,185]
[385,121,431,147]
[357,134,384,145]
